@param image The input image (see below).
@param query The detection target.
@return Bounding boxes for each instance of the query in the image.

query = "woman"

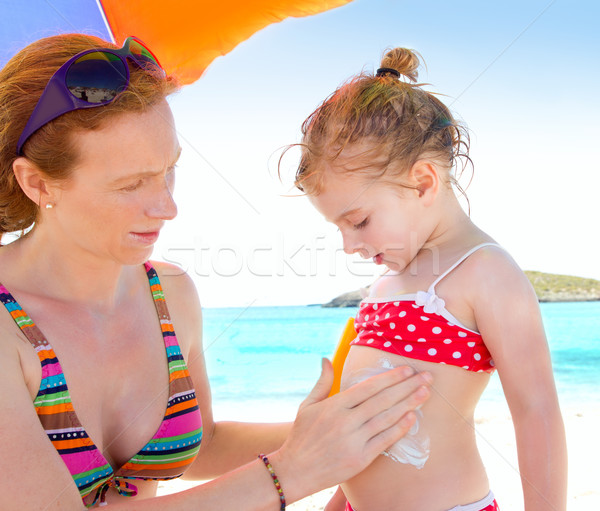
[0,34,431,509]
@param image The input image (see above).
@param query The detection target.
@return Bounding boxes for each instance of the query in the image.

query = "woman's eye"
[353,218,369,230]
[122,180,143,192]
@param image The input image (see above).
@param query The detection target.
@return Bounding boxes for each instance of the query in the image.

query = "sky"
[152,0,600,307]
[2,0,599,308]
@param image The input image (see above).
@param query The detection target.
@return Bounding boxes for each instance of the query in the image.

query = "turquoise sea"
[202,302,600,420]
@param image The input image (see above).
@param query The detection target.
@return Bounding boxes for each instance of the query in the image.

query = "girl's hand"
[269,358,431,502]
[324,486,347,511]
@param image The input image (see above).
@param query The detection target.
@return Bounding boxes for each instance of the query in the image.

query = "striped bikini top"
[352,243,497,373]
[0,262,203,507]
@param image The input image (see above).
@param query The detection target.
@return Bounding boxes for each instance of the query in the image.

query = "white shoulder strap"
[427,242,499,293]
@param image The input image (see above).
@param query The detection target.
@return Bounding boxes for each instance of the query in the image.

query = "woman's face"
[49,100,180,266]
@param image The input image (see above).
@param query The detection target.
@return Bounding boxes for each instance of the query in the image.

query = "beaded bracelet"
[258,454,286,510]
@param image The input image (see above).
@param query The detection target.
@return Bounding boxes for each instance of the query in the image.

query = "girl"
[293,48,567,510]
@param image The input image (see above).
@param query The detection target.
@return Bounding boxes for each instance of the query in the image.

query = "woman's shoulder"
[146,260,202,351]
[149,260,196,291]
[147,259,201,309]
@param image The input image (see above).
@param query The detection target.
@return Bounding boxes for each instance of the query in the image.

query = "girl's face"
[309,168,432,273]
[47,100,180,266]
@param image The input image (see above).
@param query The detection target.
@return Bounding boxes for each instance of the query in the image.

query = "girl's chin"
[382,259,406,273]
[372,253,407,272]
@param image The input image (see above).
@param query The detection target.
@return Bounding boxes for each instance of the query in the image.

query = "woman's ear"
[410,160,439,206]
[12,157,54,207]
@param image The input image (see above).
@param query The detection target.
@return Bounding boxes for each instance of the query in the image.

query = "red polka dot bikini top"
[352,243,497,373]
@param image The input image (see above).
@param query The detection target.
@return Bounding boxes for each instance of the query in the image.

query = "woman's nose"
[148,181,178,220]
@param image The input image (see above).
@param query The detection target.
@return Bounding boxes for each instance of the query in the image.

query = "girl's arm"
[472,250,567,510]
[324,486,348,511]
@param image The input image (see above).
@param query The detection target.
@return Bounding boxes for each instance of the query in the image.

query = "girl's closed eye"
[353,218,369,229]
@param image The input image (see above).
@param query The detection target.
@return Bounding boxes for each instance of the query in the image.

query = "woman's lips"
[373,253,383,264]
[130,231,160,245]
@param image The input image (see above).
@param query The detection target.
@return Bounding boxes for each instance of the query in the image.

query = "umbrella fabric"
[0,0,352,84]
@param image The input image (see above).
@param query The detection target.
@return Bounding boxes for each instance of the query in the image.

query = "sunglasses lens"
[66,51,128,104]
[128,38,164,73]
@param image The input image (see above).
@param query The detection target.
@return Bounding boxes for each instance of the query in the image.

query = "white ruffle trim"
[415,290,446,315]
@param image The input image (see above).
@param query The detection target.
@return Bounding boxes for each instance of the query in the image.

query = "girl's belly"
[341,346,492,511]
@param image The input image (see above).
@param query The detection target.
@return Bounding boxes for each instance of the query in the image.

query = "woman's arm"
[120,361,429,511]
[472,250,567,510]
[0,331,430,510]
[152,263,433,492]
[154,264,292,479]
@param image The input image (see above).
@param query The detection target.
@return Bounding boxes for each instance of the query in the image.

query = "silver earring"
[45,203,54,209]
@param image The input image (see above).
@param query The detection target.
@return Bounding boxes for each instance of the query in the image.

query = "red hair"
[0,33,179,236]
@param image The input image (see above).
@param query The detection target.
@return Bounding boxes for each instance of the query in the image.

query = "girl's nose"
[342,232,363,256]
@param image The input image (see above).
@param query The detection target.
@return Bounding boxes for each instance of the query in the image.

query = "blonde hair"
[294,48,471,195]
[0,33,179,236]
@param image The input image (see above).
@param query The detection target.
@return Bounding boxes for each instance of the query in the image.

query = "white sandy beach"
[158,401,599,510]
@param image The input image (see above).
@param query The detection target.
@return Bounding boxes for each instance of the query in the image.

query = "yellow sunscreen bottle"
[329,317,357,397]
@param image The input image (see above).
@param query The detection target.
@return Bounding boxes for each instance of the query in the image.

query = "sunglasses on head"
[17,36,165,156]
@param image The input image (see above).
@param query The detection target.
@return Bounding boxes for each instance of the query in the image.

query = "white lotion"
[341,357,430,469]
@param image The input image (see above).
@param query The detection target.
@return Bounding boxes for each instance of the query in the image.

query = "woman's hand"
[269,358,431,503]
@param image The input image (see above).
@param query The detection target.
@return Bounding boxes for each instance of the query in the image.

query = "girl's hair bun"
[379,47,421,82]
[293,45,470,198]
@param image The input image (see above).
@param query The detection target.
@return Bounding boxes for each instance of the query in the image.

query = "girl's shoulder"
[436,243,535,310]
[366,242,520,299]
[449,243,525,287]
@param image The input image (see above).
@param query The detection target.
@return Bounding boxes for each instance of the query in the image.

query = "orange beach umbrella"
[0,0,353,84]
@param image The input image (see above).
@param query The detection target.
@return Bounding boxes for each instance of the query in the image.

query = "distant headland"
[323,271,600,307]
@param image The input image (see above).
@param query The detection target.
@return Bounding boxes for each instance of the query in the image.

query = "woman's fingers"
[337,366,422,409]
[349,370,431,425]
[299,358,335,411]
[272,364,432,499]
[363,385,430,456]
[365,411,418,458]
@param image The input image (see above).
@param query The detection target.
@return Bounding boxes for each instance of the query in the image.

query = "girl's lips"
[130,231,160,245]
[373,253,384,265]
